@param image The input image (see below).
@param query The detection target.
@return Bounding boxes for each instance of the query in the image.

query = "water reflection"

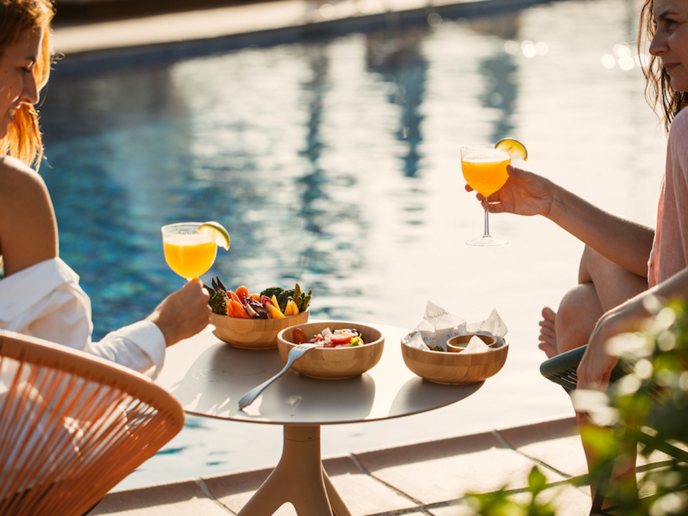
[298,44,330,260]
[365,26,428,178]
[38,0,663,349]
[37,0,668,486]
[467,13,521,142]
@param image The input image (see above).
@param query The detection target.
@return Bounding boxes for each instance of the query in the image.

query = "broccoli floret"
[208,290,229,315]
[258,284,312,313]
[260,287,284,299]
[276,289,294,312]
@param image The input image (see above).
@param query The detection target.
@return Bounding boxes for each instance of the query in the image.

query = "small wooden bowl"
[446,333,497,353]
[277,321,384,380]
[211,310,309,350]
[401,337,508,385]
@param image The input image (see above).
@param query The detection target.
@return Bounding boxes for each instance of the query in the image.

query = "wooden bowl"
[277,321,384,380]
[211,310,309,350]
[446,333,497,352]
[401,337,508,385]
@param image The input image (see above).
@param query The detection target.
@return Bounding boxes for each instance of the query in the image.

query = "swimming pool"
[40,0,666,486]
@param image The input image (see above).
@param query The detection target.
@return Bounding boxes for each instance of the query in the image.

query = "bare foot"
[538,307,557,358]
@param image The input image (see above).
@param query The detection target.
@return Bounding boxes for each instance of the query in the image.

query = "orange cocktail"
[461,157,510,197]
[162,223,217,280]
[460,146,511,246]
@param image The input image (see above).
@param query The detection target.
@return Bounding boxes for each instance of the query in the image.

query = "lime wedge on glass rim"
[495,138,528,161]
[198,221,230,250]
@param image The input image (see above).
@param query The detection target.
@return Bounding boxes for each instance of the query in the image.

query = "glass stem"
[482,208,491,238]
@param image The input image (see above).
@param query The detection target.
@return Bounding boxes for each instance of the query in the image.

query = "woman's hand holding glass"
[146,279,211,346]
[461,146,511,246]
[469,165,554,218]
[461,138,530,245]
[157,221,230,345]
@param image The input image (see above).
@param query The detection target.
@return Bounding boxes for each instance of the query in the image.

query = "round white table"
[156,323,483,515]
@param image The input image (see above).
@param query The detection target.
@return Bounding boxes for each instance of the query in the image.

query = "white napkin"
[402,301,508,352]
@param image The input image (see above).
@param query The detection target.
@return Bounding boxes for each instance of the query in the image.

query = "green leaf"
[527,466,547,494]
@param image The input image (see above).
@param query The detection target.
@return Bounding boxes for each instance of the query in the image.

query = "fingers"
[183,277,208,295]
[481,197,506,214]
[466,189,501,212]
[152,279,212,346]
[576,378,608,391]
[576,361,612,391]
[181,279,211,308]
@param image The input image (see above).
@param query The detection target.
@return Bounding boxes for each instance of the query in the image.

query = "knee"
[555,283,601,352]
[556,286,592,328]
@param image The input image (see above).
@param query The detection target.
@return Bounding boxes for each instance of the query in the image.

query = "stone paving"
[92,418,596,515]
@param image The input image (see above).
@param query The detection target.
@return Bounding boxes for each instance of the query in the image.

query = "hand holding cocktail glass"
[161,221,230,280]
[461,138,528,246]
[155,221,230,345]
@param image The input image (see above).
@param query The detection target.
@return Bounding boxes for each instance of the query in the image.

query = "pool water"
[40,0,666,487]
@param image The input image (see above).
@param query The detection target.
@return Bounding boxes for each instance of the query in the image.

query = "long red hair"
[638,0,688,132]
[0,0,54,167]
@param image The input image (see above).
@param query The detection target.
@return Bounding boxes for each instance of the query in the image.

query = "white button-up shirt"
[0,258,165,378]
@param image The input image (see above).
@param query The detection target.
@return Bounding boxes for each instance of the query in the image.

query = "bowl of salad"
[207,278,311,350]
[277,321,384,380]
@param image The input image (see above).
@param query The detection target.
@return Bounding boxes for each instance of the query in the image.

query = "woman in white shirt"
[0,0,211,378]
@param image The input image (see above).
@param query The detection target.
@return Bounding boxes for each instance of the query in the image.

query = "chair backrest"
[0,330,185,515]
[539,346,586,393]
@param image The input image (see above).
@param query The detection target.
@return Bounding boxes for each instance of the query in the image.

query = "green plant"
[461,466,557,515]
[578,298,688,515]
[461,298,688,515]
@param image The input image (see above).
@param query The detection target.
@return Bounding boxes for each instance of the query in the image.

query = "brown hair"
[0,0,54,167]
[638,0,688,132]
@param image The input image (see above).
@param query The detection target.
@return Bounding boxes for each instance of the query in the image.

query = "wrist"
[145,311,172,347]
[545,181,566,220]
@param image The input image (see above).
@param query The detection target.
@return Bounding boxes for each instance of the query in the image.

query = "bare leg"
[540,246,647,357]
[539,285,601,357]
[553,283,602,355]
[544,246,647,511]
[578,413,638,513]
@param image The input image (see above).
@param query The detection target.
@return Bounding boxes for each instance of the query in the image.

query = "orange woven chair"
[0,330,185,515]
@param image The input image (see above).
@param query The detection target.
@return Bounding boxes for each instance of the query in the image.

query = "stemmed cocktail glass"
[162,222,229,281]
[460,146,510,246]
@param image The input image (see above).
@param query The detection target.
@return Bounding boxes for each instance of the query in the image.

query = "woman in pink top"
[473,0,688,389]
[466,0,688,507]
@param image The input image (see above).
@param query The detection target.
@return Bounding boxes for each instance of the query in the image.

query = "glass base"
[466,236,508,246]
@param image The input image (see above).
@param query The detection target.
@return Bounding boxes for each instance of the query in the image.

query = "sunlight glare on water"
[40,0,665,487]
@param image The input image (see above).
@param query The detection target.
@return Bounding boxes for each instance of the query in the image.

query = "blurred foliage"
[460,466,557,515]
[458,298,688,515]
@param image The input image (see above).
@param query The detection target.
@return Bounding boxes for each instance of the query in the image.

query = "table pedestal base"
[238,425,351,516]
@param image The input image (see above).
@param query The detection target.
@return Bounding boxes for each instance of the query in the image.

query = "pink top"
[648,108,688,287]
